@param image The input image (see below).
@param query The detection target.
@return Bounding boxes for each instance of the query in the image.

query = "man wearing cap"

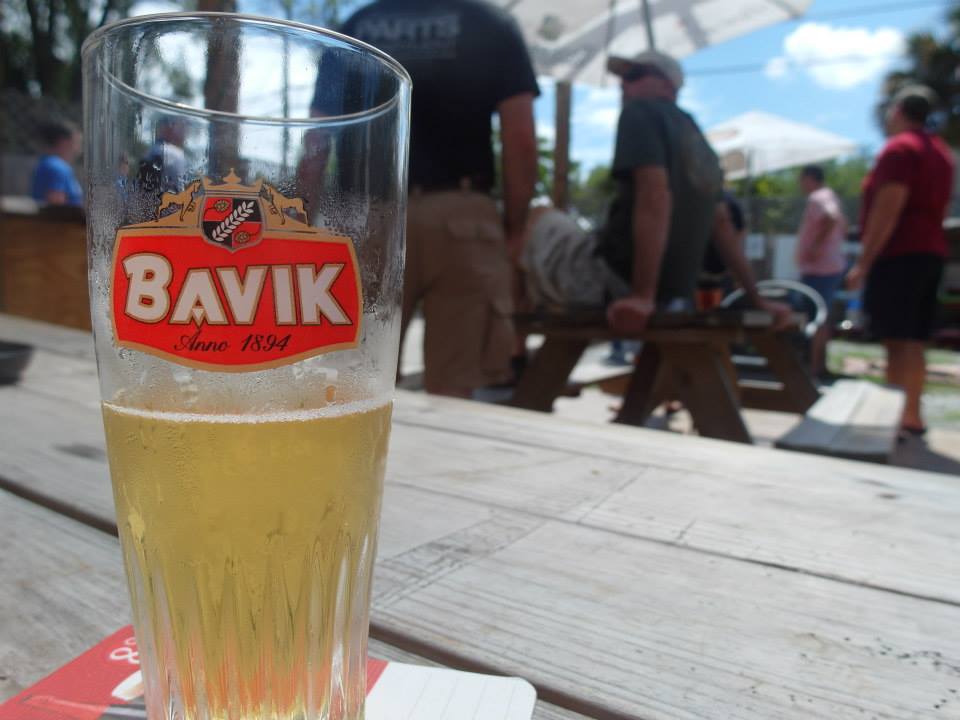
[335,0,539,398]
[847,85,954,436]
[522,50,791,331]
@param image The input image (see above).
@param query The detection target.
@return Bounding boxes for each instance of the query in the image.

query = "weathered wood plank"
[0,490,584,718]
[776,380,905,463]
[0,313,95,359]
[3,326,960,717]
[0,490,129,702]
[3,367,960,607]
[390,393,960,604]
[374,520,960,720]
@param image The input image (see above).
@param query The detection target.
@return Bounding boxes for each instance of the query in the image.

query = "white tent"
[495,0,812,86]
[706,111,858,180]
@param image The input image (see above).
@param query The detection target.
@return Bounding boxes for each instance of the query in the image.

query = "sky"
[542,0,951,177]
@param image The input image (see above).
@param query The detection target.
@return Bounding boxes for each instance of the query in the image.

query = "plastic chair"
[720,279,829,370]
[720,279,829,340]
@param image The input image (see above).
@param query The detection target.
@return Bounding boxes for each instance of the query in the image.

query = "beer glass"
[82,13,409,719]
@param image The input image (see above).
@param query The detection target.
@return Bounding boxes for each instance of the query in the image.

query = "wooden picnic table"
[2,313,960,719]
[512,309,821,445]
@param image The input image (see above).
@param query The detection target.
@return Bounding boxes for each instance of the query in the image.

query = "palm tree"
[879,3,960,146]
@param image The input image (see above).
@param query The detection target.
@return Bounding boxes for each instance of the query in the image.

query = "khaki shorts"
[404,190,514,392]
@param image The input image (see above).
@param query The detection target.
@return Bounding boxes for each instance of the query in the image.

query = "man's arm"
[628,166,671,299]
[498,92,537,260]
[846,183,909,289]
[606,166,671,333]
[712,201,793,329]
[44,190,68,205]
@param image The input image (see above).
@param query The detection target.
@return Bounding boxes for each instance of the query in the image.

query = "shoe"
[900,424,928,437]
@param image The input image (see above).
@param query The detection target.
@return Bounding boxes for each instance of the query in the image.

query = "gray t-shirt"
[597,97,723,302]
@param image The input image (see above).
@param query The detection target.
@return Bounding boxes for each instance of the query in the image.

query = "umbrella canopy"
[495,0,812,86]
[706,111,858,179]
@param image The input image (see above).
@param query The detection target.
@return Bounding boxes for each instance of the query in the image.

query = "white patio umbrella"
[706,111,858,179]
[497,0,812,86]
[491,0,813,205]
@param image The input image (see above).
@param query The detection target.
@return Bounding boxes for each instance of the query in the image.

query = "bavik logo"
[111,171,362,372]
[201,194,264,250]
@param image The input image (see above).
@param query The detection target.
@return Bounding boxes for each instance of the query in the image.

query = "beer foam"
[102,395,392,424]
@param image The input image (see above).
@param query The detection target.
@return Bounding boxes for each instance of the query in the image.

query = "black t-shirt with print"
[335,0,539,192]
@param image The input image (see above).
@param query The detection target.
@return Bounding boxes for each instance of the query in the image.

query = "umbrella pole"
[641,0,656,49]
[552,80,572,209]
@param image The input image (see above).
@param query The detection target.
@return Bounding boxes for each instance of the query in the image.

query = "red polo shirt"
[860,129,955,259]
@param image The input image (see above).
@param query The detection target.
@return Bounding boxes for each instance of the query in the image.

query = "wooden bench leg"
[662,342,752,444]
[615,343,670,426]
[510,337,589,412]
[748,330,820,413]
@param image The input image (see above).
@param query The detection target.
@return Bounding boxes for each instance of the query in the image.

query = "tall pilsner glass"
[82,13,410,719]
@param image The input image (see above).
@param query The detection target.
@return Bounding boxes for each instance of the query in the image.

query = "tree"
[731,154,869,234]
[879,2,960,146]
[1,0,136,102]
[569,163,614,227]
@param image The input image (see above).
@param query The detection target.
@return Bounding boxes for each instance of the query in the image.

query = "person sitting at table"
[520,51,790,330]
[31,120,83,207]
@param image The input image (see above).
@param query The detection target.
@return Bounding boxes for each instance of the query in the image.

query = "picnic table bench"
[3,314,960,719]
[512,308,821,444]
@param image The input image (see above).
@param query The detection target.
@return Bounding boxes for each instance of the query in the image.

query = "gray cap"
[607,50,684,90]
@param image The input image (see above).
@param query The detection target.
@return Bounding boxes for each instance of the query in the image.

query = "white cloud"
[579,85,619,107]
[130,0,182,16]
[584,107,619,128]
[764,56,790,80]
[678,79,712,124]
[766,22,905,90]
[536,121,556,142]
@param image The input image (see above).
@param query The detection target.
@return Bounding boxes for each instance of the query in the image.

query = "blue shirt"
[31,155,83,206]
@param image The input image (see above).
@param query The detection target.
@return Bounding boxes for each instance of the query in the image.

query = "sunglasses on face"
[621,65,664,83]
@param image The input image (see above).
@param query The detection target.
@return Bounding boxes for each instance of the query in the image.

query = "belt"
[411,176,491,195]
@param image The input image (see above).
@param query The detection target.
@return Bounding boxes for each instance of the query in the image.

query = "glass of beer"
[82,13,410,719]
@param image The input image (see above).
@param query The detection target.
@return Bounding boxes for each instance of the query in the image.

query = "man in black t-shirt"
[337,0,539,397]
[522,51,790,331]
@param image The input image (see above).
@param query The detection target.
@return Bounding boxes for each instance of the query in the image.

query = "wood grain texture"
[0,489,130,701]
[374,520,960,720]
[776,380,905,463]
[390,392,960,605]
[3,317,960,720]
[0,313,95,360]
[0,216,90,329]
[0,490,583,719]
[1,326,958,607]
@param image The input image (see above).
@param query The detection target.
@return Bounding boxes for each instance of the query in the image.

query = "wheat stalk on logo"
[211,201,255,243]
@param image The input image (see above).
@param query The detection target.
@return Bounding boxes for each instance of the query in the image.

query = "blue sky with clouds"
[543,0,950,177]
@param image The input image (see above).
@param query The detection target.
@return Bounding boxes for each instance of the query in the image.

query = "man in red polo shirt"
[847,85,955,436]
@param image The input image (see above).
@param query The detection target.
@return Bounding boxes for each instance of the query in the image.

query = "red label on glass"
[111,173,362,372]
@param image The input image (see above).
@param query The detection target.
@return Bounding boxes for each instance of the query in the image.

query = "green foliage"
[569,163,615,226]
[727,154,869,234]
[879,2,960,145]
[1,0,136,102]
